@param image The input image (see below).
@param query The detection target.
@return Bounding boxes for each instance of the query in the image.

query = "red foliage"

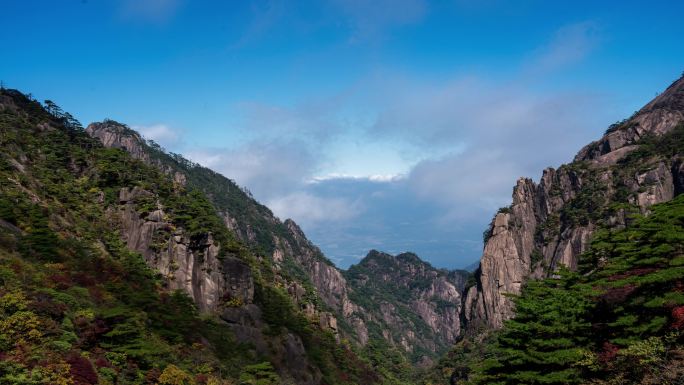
[93,356,112,368]
[28,294,67,319]
[72,272,96,287]
[66,353,98,385]
[195,374,209,384]
[144,368,161,384]
[76,318,110,348]
[87,286,106,304]
[674,281,684,292]
[672,306,684,329]
[599,284,637,304]
[607,268,657,281]
[49,273,73,289]
[598,341,620,364]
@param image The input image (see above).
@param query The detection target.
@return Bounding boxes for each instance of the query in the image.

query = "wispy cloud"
[528,21,602,73]
[308,173,405,183]
[180,21,612,268]
[185,139,319,201]
[119,0,183,24]
[267,192,364,225]
[330,0,428,41]
[133,124,180,147]
[236,99,347,143]
[232,0,287,48]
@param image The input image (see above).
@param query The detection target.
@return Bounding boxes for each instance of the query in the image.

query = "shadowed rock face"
[464,76,684,329]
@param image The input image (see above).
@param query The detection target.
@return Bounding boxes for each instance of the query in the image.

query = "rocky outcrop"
[87,121,187,185]
[220,304,323,385]
[575,76,684,162]
[115,186,253,311]
[86,119,358,341]
[87,121,150,162]
[281,220,356,313]
[464,75,684,329]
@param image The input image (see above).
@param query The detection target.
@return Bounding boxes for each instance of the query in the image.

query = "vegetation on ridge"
[0,89,379,385]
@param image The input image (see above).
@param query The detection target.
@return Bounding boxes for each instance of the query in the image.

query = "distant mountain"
[345,250,469,366]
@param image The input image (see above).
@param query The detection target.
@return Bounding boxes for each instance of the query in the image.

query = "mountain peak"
[642,74,684,113]
[575,74,684,162]
[86,120,149,161]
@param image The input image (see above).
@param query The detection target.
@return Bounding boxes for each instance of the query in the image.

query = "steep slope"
[0,89,379,385]
[345,250,469,365]
[427,193,684,385]
[86,121,363,338]
[464,75,684,329]
[85,117,473,370]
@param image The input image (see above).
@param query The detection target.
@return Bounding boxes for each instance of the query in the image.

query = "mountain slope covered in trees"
[0,88,380,385]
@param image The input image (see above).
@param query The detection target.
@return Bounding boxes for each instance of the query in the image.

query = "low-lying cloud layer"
[156,20,617,269]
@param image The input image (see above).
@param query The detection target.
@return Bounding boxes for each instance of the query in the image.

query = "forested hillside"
[0,88,380,385]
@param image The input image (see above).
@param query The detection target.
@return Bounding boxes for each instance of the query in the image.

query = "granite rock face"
[87,120,357,339]
[115,186,254,312]
[464,76,684,329]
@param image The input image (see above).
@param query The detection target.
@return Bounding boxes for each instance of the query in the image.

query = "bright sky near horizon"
[2,0,683,269]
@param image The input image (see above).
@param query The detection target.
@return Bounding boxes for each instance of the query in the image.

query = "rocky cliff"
[87,120,351,334]
[115,186,253,312]
[464,75,684,329]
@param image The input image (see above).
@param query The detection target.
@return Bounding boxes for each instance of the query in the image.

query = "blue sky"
[2,0,683,269]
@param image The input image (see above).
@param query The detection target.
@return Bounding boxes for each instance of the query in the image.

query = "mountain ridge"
[463,74,684,330]
[85,116,472,371]
[0,89,382,385]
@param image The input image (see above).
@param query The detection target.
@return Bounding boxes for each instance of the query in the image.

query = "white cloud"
[362,73,610,219]
[133,124,180,147]
[236,100,345,143]
[267,192,363,225]
[176,21,613,268]
[308,173,405,183]
[185,140,319,202]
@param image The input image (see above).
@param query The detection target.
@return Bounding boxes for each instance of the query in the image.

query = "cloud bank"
[152,21,613,269]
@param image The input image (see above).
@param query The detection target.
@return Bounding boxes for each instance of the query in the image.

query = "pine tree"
[474,270,593,385]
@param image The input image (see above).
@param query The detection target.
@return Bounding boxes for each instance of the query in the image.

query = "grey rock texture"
[464,76,684,329]
[345,250,469,361]
[115,186,253,311]
[87,120,355,339]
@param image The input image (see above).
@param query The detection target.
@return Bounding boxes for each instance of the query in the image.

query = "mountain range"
[1,73,683,384]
